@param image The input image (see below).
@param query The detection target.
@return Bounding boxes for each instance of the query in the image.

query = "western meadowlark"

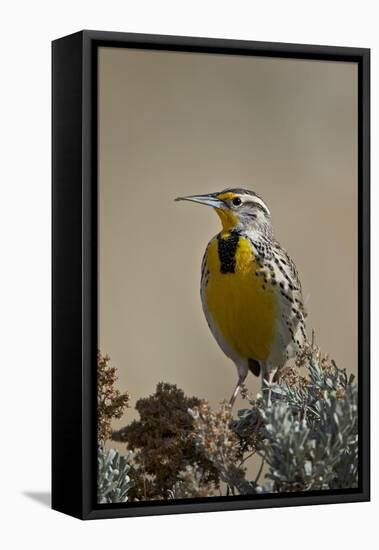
[176,188,307,406]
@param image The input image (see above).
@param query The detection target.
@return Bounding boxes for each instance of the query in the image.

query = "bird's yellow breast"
[204,235,277,362]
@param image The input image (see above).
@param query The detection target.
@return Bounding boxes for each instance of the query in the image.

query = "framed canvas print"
[52,30,370,520]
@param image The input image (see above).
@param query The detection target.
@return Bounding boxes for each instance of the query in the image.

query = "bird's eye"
[232,197,242,206]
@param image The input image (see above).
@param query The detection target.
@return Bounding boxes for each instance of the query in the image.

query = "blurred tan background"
[98,48,358,440]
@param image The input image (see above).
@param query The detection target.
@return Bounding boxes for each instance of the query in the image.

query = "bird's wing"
[272,240,307,318]
[271,240,308,349]
[250,236,308,351]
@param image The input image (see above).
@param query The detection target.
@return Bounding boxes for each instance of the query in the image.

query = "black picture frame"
[52,30,370,520]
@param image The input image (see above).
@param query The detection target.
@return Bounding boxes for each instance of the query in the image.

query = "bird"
[175,188,307,407]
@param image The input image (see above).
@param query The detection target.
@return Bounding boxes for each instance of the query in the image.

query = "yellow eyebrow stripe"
[217,192,237,201]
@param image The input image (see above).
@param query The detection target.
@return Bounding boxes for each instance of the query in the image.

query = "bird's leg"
[229,373,247,408]
[262,367,276,407]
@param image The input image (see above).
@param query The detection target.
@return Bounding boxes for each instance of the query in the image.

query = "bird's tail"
[248,358,261,377]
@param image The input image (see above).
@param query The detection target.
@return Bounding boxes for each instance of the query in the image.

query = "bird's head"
[175,188,272,237]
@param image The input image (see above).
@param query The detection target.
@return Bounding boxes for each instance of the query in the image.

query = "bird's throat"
[215,208,238,234]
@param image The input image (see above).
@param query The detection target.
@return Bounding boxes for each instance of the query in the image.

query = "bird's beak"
[175,193,224,209]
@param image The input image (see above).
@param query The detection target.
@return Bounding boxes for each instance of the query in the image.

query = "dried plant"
[113,383,219,500]
[190,339,358,495]
[168,464,219,499]
[97,351,129,447]
[189,401,258,495]
[97,337,358,502]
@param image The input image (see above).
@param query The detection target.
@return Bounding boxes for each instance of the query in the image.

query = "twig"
[254,456,265,485]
